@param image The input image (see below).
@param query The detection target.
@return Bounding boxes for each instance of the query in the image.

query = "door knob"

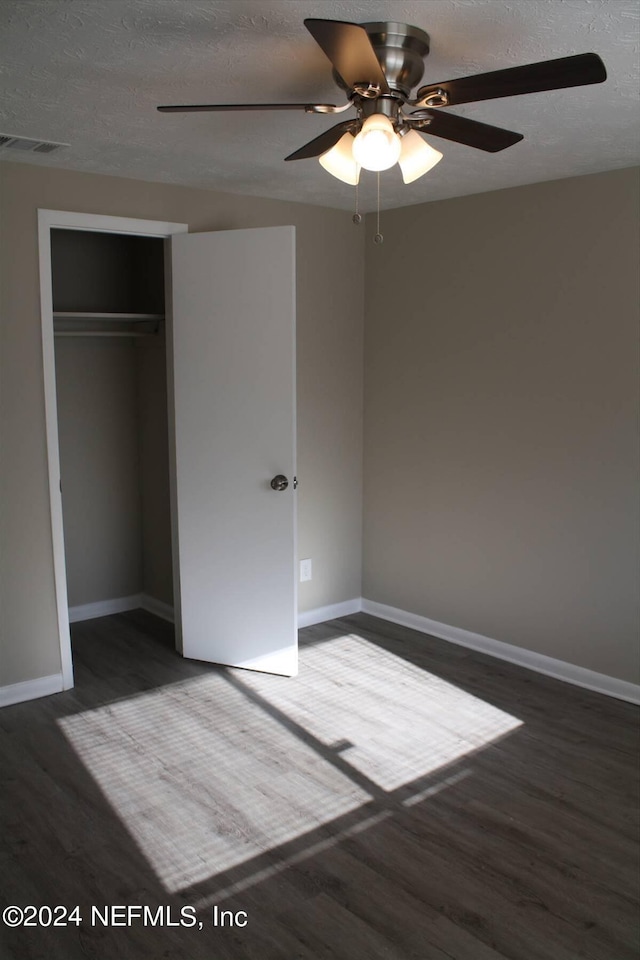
[270,474,289,491]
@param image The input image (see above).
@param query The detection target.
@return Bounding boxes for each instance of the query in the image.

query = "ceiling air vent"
[0,134,69,154]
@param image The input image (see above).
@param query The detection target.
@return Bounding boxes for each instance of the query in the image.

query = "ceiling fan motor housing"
[333,22,431,100]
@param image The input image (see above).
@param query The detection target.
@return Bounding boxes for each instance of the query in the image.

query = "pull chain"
[352,167,362,225]
[374,172,383,244]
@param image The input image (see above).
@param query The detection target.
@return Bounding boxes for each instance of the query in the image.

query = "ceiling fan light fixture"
[319,132,361,184]
[352,113,401,171]
[398,130,443,183]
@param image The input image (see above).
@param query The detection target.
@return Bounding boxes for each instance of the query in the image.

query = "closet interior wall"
[52,229,173,613]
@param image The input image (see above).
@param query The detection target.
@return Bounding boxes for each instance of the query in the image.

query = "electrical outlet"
[299,558,312,582]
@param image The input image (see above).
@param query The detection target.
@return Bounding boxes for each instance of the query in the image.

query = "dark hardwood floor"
[1,610,638,959]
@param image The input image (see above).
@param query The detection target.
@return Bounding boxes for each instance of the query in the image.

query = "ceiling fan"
[157,19,606,185]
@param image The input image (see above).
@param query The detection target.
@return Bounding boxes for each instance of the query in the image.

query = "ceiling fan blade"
[304,19,389,93]
[285,120,357,161]
[415,53,606,107]
[413,110,523,152]
[157,102,336,113]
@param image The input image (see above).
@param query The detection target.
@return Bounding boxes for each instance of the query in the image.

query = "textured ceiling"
[0,0,638,211]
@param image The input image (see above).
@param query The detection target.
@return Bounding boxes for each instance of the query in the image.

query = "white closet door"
[170,226,297,676]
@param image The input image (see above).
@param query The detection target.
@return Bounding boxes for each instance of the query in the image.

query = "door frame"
[38,210,188,690]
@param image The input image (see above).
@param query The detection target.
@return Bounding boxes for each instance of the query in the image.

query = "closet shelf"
[53,312,165,322]
[53,312,164,338]
[54,330,156,338]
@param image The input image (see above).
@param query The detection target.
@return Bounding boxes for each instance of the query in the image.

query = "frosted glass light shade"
[319,133,360,184]
[352,114,401,172]
[398,130,443,184]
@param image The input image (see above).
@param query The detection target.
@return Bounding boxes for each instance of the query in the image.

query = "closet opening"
[39,211,189,690]
[52,228,173,636]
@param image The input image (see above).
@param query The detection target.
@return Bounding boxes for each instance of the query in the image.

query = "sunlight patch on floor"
[240,634,522,791]
[58,634,521,894]
[58,672,370,892]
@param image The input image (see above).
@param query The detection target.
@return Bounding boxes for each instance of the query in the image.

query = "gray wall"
[54,332,173,610]
[363,168,639,684]
[0,162,364,687]
[55,338,143,606]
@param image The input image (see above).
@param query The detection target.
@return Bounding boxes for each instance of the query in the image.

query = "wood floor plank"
[0,609,637,959]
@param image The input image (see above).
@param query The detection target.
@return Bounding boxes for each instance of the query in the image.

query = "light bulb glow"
[352,114,401,172]
[319,133,360,184]
[398,130,443,184]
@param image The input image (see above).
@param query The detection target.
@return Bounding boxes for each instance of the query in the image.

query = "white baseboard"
[68,593,176,623]
[13,596,636,708]
[297,598,362,629]
[68,594,142,622]
[361,599,640,705]
[68,594,361,629]
[139,594,175,623]
[0,673,64,708]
